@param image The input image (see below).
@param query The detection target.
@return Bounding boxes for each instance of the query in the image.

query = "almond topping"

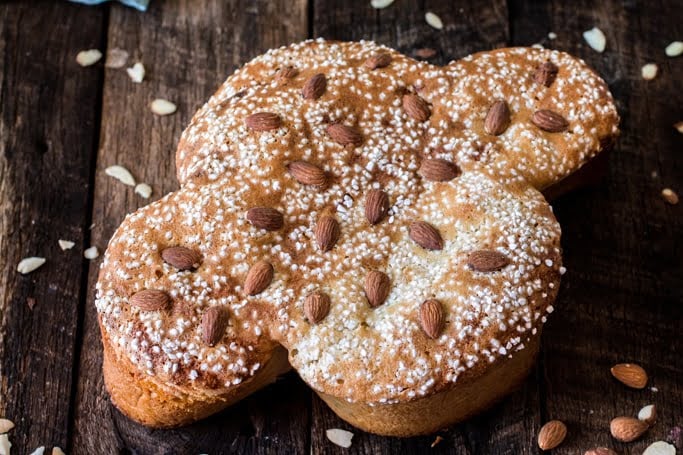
[467,250,510,272]
[364,271,390,308]
[419,158,460,181]
[304,292,330,324]
[287,161,327,186]
[533,61,559,87]
[365,189,390,225]
[610,363,648,389]
[245,112,281,131]
[419,299,445,339]
[364,53,392,69]
[326,123,362,146]
[409,221,443,250]
[161,246,201,271]
[610,416,649,442]
[315,216,340,252]
[202,306,229,346]
[244,260,274,296]
[484,100,511,136]
[537,420,567,450]
[302,73,327,100]
[276,65,298,81]
[246,207,284,231]
[130,290,170,311]
[402,94,431,122]
[532,109,569,132]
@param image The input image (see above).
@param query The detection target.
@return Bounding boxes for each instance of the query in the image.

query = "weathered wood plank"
[0,1,106,453]
[308,2,547,454]
[510,0,683,453]
[71,1,309,454]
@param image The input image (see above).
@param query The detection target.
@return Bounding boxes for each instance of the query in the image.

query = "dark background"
[0,0,681,454]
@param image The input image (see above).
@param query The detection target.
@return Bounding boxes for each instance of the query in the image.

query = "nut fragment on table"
[661,188,679,205]
[583,27,606,52]
[105,48,129,68]
[105,165,136,186]
[425,12,443,30]
[641,63,658,80]
[76,49,102,66]
[326,428,354,448]
[17,257,46,274]
[150,99,177,116]
[665,41,683,57]
[127,62,145,83]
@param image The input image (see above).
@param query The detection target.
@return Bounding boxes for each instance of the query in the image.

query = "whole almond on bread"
[130,289,170,311]
[402,93,431,122]
[244,261,274,296]
[287,160,327,186]
[364,271,391,308]
[485,100,511,136]
[409,221,443,251]
[365,189,390,225]
[467,250,510,272]
[245,112,281,131]
[202,306,229,346]
[302,73,327,100]
[161,246,201,270]
[304,292,331,324]
[532,109,569,132]
[326,123,362,146]
[419,299,445,339]
[246,207,284,231]
[419,158,460,181]
[315,216,340,252]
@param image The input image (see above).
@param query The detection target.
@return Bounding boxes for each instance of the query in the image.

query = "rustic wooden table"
[0,1,681,454]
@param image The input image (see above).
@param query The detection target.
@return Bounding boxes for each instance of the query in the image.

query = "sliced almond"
[304,292,330,324]
[661,188,679,205]
[467,250,510,272]
[584,448,617,455]
[583,27,606,53]
[17,257,46,274]
[83,246,99,259]
[419,158,460,181]
[364,53,392,69]
[419,299,445,339]
[0,418,14,433]
[0,435,9,455]
[244,261,274,296]
[76,49,102,66]
[161,246,201,271]
[245,112,281,131]
[610,363,648,389]
[52,447,66,455]
[315,216,340,252]
[610,416,649,442]
[537,420,567,450]
[665,41,683,57]
[326,428,354,448]
[326,123,362,146]
[409,221,443,251]
[126,62,145,83]
[150,99,176,116]
[29,446,44,455]
[365,189,390,225]
[425,11,443,30]
[643,441,676,455]
[531,109,569,132]
[533,61,559,87]
[641,63,658,80]
[58,240,75,250]
[246,207,284,231]
[484,100,511,136]
[130,289,170,311]
[638,404,656,425]
[302,73,327,100]
[287,161,327,186]
[202,306,229,346]
[402,94,431,122]
[105,165,136,186]
[364,271,390,308]
[134,182,152,199]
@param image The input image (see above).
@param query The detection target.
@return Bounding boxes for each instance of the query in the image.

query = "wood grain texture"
[0,1,105,452]
[71,1,308,454]
[510,0,683,453]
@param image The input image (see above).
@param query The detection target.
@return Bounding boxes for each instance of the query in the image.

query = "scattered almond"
[409,221,443,250]
[105,48,128,68]
[419,299,445,339]
[134,182,152,199]
[638,404,657,425]
[643,441,676,455]
[610,416,649,442]
[17,257,46,274]
[661,188,679,205]
[674,121,683,134]
[105,165,136,186]
[365,53,392,69]
[246,207,284,231]
[276,66,298,80]
[583,27,606,52]
[425,11,443,30]
[419,158,460,181]
[431,435,444,447]
[126,62,145,83]
[532,109,569,132]
[641,63,658,80]
[315,216,340,252]
[365,189,390,225]
[0,418,14,433]
[326,428,354,448]
[326,123,363,146]
[58,240,75,251]
[584,448,617,455]
[83,246,99,259]
[467,250,510,272]
[76,49,102,66]
[130,289,170,311]
[415,48,437,59]
[287,161,327,186]
[302,73,327,100]
[161,246,201,270]
[484,100,511,136]
[304,292,331,324]
[150,99,176,116]
[402,93,431,122]
[244,261,274,296]
[202,306,229,346]
[537,420,567,450]
[245,112,281,131]
[364,271,390,308]
[665,41,683,57]
[533,61,559,87]
[611,363,648,389]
